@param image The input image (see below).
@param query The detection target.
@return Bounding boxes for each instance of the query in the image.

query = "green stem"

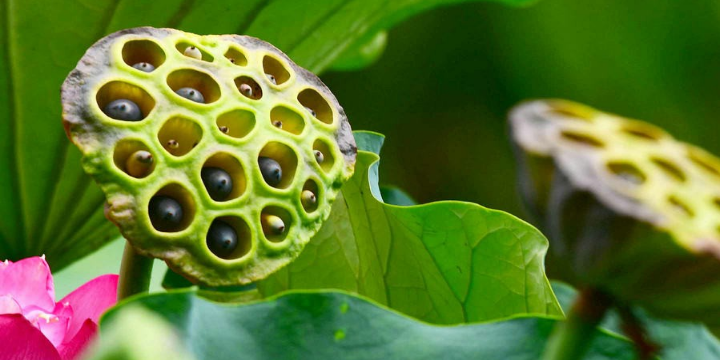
[117,240,154,301]
[542,288,613,360]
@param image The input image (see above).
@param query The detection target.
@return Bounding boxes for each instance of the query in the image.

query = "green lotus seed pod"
[62,27,357,286]
[510,99,720,325]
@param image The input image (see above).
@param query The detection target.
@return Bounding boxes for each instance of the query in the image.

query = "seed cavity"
[651,157,686,182]
[270,105,305,135]
[688,146,720,178]
[224,46,248,66]
[122,39,165,71]
[260,206,292,243]
[607,161,646,186]
[235,76,262,100]
[313,139,335,173]
[157,117,203,157]
[622,123,665,141]
[258,142,298,189]
[96,81,155,122]
[148,184,196,232]
[113,139,155,179]
[202,153,246,201]
[167,69,221,104]
[301,179,320,213]
[206,216,251,259]
[668,195,694,217]
[262,55,291,85]
[560,130,604,148]
[547,101,595,121]
[216,109,255,139]
[298,88,332,124]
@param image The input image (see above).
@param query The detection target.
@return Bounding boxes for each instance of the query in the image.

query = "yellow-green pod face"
[510,99,720,323]
[61,27,356,286]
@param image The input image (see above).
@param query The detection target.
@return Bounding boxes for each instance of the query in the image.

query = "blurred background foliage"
[323,0,720,218]
[56,0,720,293]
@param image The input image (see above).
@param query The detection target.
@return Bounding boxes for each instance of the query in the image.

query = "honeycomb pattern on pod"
[62,27,356,286]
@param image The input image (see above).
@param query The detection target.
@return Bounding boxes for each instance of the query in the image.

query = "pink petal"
[0,295,21,314]
[0,314,61,360]
[59,274,118,340]
[0,257,55,312]
[38,314,70,348]
[57,319,97,360]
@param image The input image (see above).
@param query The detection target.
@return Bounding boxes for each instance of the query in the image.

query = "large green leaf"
[99,290,636,360]
[552,281,720,360]
[0,0,533,269]
[257,132,561,324]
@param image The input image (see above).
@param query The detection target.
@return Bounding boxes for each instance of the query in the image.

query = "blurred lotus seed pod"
[62,27,356,286]
[510,99,720,324]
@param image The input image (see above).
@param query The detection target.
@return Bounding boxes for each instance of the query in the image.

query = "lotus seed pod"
[61,27,357,286]
[510,99,720,324]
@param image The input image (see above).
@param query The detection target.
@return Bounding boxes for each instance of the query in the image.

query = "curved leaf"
[0,0,534,269]
[258,132,561,324]
[100,290,635,360]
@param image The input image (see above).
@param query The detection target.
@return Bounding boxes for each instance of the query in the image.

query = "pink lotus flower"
[0,256,118,360]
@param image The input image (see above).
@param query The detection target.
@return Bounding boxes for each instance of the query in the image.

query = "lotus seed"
[272,120,283,129]
[219,125,229,134]
[305,106,316,118]
[267,74,277,85]
[148,195,183,232]
[258,157,282,187]
[239,83,253,98]
[175,87,205,103]
[167,139,179,149]
[132,62,155,72]
[262,214,286,235]
[183,46,202,60]
[314,150,324,164]
[201,167,233,201]
[301,190,317,209]
[207,220,238,258]
[103,99,143,121]
[125,150,153,178]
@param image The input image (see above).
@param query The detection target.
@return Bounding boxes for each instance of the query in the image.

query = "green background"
[55,0,720,294]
